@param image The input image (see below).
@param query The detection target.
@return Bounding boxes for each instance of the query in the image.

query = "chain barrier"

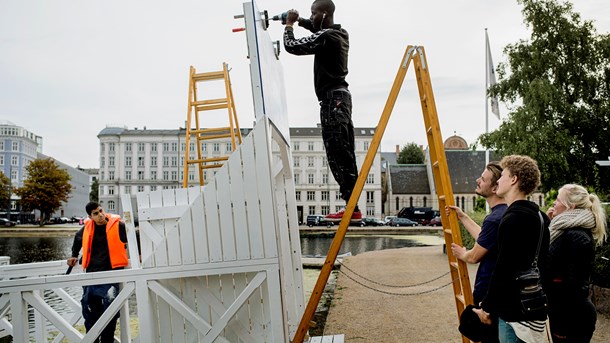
[337,259,450,288]
[338,267,456,296]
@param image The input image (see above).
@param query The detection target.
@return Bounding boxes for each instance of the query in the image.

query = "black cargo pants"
[319,88,358,203]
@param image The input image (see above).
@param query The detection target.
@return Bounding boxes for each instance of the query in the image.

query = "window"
[409,197,413,207]
[294,173,300,185]
[213,143,220,152]
[322,173,328,183]
[293,142,300,151]
[366,206,375,216]
[171,142,178,152]
[309,205,316,215]
[163,157,169,167]
[109,143,115,152]
[125,143,132,152]
[163,171,169,180]
[308,156,314,167]
[423,196,427,207]
[308,173,314,184]
[12,142,19,151]
[322,157,327,167]
[473,196,476,209]
[100,157,105,167]
[226,143,232,152]
[335,192,342,201]
[188,171,195,181]
[163,143,169,152]
[108,186,115,195]
[138,171,144,180]
[107,201,115,210]
[125,156,132,167]
[181,143,186,152]
[0,156,3,165]
[151,156,157,167]
[307,191,315,201]
[109,156,115,167]
[125,171,131,180]
[125,186,131,194]
[364,141,369,151]
[11,156,18,166]
[151,143,157,152]
[201,142,207,152]
[171,171,177,180]
[396,197,400,211]
[189,142,195,152]
[138,143,145,152]
[366,173,375,184]
[366,191,374,204]
[321,191,329,201]
[150,185,157,191]
[308,142,314,151]
[109,171,115,180]
[335,205,343,212]
[0,141,4,150]
[321,206,329,215]
[294,157,300,167]
[295,191,301,201]
[100,171,104,180]
[171,156,178,167]
[138,185,144,192]
[461,196,465,210]
[10,169,17,181]
[151,170,157,180]
[138,156,144,167]
[455,196,460,207]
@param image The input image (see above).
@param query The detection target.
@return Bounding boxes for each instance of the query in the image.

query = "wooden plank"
[10,292,28,342]
[194,276,212,342]
[140,205,190,221]
[121,193,141,269]
[252,121,278,258]
[182,276,199,343]
[22,291,82,342]
[321,335,334,343]
[188,187,210,264]
[206,274,223,340]
[264,266,287,342]
[333,334,345,343]
[136,192,155,268]
[309,337,322,343]
[166,279,186,343]
[204,181,223,262]
[216,167,237,261]
[219,274,239,342]
[227,148,251,260]
[33,290,48,342]
[162,189,183,266]
[176,188,196,265]
[149,190,168,268]
[241,134,265,259]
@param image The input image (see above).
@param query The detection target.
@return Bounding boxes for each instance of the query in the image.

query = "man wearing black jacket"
[283,0,361,222]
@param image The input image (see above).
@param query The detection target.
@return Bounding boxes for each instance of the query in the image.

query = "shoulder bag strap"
[532,212,545,268]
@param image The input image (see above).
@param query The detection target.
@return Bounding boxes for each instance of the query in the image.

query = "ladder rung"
[197,133,233,140]
[192,71,225,81]
[196,104,229,111]
[186,156,230,164]
[426,126,432,135]
[450,261,459,270]
[192,98,228,106]
[455,293,466,305]
[432,161,439,168]
[438,195,445,201]
[190,127,231,135]
[444,229,452,235]
[201,164,224,170]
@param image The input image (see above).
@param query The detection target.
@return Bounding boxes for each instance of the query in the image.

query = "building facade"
[97,125,383,223]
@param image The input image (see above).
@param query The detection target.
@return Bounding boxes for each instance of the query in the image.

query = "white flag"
[486,31,500,119]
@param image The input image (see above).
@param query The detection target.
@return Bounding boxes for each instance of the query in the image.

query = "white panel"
[241,135,265,259]
[136,192,155,268]
[140,205,189,221]
[176,188,196,265]
[162,189,183,266]
[203,181,223,262]
[215,167,237,261]
[194,276,211,342]
[227,148,251,260]
[321,335,334,343]
[149,190,168,267]
[182,277,199,343]
[309,338,322,343]
[167,278,186,343]
[188,187,210,264]
[219,274,239,342]
[252,121,278,258]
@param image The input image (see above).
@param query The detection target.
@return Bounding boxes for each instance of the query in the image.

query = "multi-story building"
[97,125,383,223]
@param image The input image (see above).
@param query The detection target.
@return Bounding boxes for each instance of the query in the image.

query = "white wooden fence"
[0,117,305,342]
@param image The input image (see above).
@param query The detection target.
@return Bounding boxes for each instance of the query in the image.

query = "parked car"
[306,215,332,227]
[428,216,442,226]
[0,218,16,227]
[389,217,418,227]
[383,216,397,225]
[362,217,384,226]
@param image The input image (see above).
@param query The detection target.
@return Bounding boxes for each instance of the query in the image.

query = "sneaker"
[324,209,362,223]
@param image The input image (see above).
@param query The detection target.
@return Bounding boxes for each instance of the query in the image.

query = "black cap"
[458,304,484,342]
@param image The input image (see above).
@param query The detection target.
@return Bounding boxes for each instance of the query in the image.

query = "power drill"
[272,12,290,25]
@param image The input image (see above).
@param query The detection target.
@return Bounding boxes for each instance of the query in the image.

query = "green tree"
[478,0,610,193]
[89,178,99,202]
[15,158,72,225]
[0,172,11,213]
[397,143,424,164]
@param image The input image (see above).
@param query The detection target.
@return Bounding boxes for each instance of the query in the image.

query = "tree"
[90,178,99,202]
[397,143,424,164]
[478,0,610,193]
[0,172,10,213]
[15,158,72,225]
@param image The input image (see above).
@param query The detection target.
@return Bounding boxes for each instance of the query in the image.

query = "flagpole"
[485,28,490,213]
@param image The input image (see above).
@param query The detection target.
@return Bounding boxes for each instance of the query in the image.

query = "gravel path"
[322,246,610,342]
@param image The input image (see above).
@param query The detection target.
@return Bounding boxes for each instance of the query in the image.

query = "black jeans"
[319,89,358,203]
[82,283,120,343]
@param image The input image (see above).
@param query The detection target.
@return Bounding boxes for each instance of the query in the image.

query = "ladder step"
[426,126,432,135]
[192,71,225,81]
[190,127,232,135]
[192,98,228,106]
[455,293,466,305]
[438,195,445,201]
[186,156,230,164]
[450,261,459,270]
[196,104,229,111]
[201,164,224,170]
[432,161,439,168]
[444,229,452,235]
[197,133,233,140]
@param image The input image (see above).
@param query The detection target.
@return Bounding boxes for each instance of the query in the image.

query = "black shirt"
[71,221,127,273]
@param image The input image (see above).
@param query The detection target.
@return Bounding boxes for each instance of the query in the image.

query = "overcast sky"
[1,0,609,168]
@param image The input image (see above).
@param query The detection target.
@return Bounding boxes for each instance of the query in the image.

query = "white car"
[383,216,396,225]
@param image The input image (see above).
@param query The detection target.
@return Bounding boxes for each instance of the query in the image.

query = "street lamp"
[596,157,610,167]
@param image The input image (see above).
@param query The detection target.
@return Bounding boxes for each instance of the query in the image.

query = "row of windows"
[101,142,236,155]
[100,169,207,182]
[292,140,371,152]
[0,155,20,166]
[296,190,376,203]
[294,173,375,185]
[306,204,376,216]
[0,141,20,152]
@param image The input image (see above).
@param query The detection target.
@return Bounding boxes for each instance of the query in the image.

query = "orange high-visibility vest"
[82,214,128,270]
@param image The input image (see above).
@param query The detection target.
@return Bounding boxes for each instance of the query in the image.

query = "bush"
[592,203,610,288]
[458,210,487,250]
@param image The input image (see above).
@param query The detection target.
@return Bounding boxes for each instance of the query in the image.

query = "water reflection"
[300,234,430,257]
[0,236,73,264]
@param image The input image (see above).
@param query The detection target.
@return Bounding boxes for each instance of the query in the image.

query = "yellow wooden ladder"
[293,45,473,343]
[183,63,243,187]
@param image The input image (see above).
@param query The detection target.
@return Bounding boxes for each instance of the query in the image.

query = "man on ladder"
[283,0,361,223]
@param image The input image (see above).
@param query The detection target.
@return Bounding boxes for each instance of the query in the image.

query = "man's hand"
[286,9,299,26]
[67,257,78,267]
[451,243,467,260]
[473,307,492,325]
[445,205,466,220]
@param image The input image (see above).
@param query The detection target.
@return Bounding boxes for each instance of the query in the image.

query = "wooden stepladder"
[183,63,243,187]
[293,46,473,343]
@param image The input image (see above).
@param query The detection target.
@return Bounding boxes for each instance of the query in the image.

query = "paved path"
[323,246,610,342]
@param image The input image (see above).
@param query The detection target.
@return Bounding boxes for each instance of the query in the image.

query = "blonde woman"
[544,184,607,342]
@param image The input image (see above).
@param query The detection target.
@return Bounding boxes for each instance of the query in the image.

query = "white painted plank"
[176,188,196,265]
[206,274,223,340]
[333,334,345,343]
[219,274,239,342]
[309,337,323,343]
[215,167,237,261]
[140,205,190,221]
[182,276,199,343]
[167,278,186,343]
[149,190,168,268]
[203,182,223,262]
[10,292,28,342]
[137,191,155,268]
[252,121,278,258]
[188,187,210,264]
[163,189,183,267]
[321,335,334,343]
[121,193,141,269]
[194,276,212,342]
[264,266,287,343]
[33,290,48,342]
[22,291,82,342]
[227,149,251,260]
[241,134,265,259]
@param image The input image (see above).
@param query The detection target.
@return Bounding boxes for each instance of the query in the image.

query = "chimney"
[396,144,400,158]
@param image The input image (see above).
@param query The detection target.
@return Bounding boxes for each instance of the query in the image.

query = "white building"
[97,125,383,223]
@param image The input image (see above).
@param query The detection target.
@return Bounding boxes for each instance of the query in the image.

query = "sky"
[1,0,610,168]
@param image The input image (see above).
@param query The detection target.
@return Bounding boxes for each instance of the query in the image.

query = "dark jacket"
[283,20,349,100]
[481,200,550,322]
